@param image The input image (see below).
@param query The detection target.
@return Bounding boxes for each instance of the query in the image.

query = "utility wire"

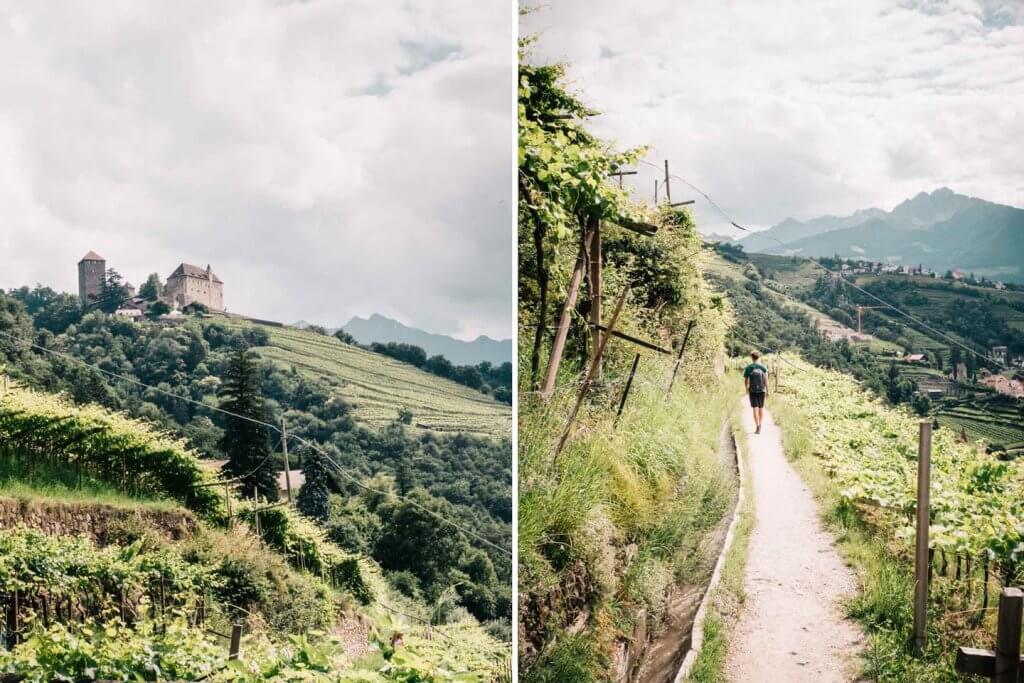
[637,159,752,232]
[0,328,511,556]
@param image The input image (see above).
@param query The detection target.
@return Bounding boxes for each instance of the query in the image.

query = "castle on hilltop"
[77,251,225,312]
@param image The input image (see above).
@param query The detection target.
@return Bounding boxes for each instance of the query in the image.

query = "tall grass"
[519,356,741,680]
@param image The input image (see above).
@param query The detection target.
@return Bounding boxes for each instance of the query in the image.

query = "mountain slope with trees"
[0,284,512,630]
[741,188,1024,282]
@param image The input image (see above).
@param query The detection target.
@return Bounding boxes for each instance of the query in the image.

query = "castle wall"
[166,275,224,311]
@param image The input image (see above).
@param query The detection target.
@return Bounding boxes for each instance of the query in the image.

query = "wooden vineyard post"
[955,587,1023,682]
[654,179,659,204]
[663,159,672,204]
[994,588,1023,683]
[589,218,602,373]
[913,420,932,653]
[225,483,233,528]
[554,286,630,460]
[5,590,20,648]
[614,354,641,429]
[229,624,243,660]
[281,420,293,503]
[540,223,594,402]
[253,487,261,538]
[666,320,696,396]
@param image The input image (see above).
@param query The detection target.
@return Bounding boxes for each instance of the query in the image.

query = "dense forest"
[0,284,511,627]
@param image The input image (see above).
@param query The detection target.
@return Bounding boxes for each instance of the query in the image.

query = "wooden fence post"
[995,587,1023,683]
[281,420,292,503]
[663,159,672,204]
[614,354,641,429]
[589,219,602,374]
[955,587,1023,681]
[229,624,243,660]
[253,487,261,538]
[540,221,595,402]
[225,483,232,528]
[554,286,630,459]
[914,420,932,653]
[666,320,696,396]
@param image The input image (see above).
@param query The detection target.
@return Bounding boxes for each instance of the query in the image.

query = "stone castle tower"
[77,251,106,306]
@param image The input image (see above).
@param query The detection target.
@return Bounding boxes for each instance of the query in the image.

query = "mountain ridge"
[294,313,512,366]
[740,188,1024,282]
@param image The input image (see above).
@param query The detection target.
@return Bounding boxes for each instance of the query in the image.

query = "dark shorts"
[748,392,766,408]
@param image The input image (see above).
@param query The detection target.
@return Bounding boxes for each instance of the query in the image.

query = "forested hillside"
[707,247,1024,453]
[0,284,512,648]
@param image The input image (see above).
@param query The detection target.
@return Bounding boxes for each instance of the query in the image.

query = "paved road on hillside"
[725,404,866,682]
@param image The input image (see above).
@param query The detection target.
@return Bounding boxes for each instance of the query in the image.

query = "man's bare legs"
[753,406,763,432]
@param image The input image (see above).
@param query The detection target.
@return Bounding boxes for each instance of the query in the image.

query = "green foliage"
[219,347,278,501]
[778,355,1024,565]
[0,615,493,682]
[0,526,212,615]
[96,269,131,314]
[297,445,333,522]
[0,386,222,515]
[148,300,171,318]
[139,273,163,301]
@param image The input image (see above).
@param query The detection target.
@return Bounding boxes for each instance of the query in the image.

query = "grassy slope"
[519,356,741,681]
[217,318,511,440]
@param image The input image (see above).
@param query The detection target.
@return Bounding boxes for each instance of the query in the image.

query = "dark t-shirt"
[743,363,768,393]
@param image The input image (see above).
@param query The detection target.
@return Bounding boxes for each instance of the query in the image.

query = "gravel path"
[725,402,866,682]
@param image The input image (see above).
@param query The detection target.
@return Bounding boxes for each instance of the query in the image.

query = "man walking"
[743,351,769,434]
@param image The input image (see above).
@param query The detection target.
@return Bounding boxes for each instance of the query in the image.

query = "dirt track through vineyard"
[725,403,866,682]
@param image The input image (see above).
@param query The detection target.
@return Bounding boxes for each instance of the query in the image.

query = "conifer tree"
[218,347,277,500]
[96,269,130,313]
[297,444,333,521]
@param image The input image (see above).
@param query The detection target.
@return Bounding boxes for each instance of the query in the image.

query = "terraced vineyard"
[935,394,1024,450]
[217,318,512,439]
[0,379,508,680]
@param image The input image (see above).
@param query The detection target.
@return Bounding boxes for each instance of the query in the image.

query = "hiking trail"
[725,402,866,682]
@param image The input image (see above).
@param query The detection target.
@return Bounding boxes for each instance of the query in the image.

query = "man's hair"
[751,351,760,360]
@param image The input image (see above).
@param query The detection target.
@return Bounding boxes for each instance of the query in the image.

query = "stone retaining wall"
[0,497,197,544]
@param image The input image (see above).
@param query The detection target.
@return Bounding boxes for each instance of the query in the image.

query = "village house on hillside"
[76,251,225,313]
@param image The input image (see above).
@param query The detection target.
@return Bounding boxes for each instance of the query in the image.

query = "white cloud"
[521,0,1024,234]
[0,0,515,340]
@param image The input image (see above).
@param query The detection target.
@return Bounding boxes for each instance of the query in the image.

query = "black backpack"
[748,366,767,393]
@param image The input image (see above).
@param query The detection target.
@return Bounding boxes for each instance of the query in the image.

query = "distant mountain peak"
[341,314,511,366]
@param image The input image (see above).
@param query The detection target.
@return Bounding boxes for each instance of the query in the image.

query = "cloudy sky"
[0,1,515,341]
[522,0,1024,236]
